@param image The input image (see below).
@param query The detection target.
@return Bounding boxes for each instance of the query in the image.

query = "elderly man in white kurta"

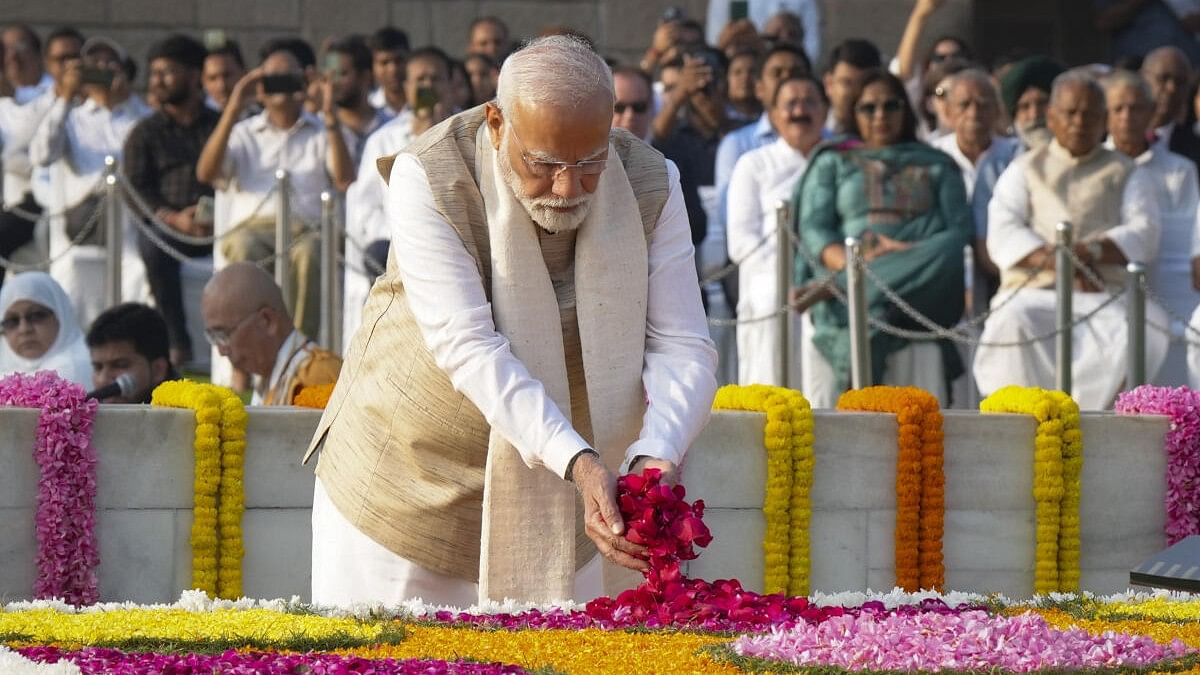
[303,36,718,608]
[1102,70,1200,388]
[727,76,828,386]
[975,71,1168,409]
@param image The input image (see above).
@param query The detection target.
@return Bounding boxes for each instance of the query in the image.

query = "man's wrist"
[566,448,599,482]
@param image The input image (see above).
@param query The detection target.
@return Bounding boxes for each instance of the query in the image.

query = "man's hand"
[228,67,264,113]
[571,452,649,571]
[629,456,679,485]
[58,59,83,101]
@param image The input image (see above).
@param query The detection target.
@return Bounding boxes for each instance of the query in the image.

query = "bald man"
[201,262,341,405]
[1141,46,1200,169]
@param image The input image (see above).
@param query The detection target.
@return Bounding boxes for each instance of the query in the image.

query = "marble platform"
[0,406,1169,603]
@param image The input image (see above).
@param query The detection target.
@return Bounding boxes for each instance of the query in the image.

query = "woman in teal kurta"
[793,70,971,397]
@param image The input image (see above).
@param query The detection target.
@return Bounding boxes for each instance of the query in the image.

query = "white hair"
[1102,69,1154,106]
[1050,68,1106,108]
[495,35,613,114]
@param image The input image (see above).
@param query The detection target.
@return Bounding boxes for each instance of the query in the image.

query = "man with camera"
[196,37,354,343]
[321,37,390,165]
[122,34,219,369]
[29,35,152,327]
[341,46,453,343]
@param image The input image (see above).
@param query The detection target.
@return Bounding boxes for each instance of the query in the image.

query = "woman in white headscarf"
[0,271,93,388]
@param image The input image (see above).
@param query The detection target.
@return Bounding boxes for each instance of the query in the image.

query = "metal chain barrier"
[115,172,276,248]
[0,197,106,272]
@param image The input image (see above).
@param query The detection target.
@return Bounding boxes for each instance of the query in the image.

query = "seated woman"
[0,271,93,388]
[793,69,970,407]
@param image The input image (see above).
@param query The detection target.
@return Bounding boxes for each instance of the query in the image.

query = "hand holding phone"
[81,66,114,89]
[261,73,305,95]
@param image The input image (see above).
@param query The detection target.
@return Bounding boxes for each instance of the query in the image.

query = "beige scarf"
[475,124,648,603]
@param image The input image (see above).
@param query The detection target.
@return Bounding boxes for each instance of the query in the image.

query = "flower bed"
[6,468,1200,674]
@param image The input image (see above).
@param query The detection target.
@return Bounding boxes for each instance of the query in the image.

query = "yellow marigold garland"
[713,384,814,596]
[152,381,247,599]
[980,385,1080,594]
[836,386,945,592]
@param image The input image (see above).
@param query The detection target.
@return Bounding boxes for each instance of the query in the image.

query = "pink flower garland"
[1115,385,1200,545]
[0,371,99,605]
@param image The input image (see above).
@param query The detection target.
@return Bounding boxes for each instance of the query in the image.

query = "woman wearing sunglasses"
[0,271,92,387]
[791,69,971,407]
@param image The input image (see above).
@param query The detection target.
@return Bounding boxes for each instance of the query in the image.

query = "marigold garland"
[712,384,814,596]
[151,381,247,599]
[980,385,1081,593]
[293,383,335,409]
[836,386,945,592]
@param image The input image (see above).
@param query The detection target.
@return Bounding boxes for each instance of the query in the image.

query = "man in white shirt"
[305,36,718,607]
[322,37,389,165]
[975,71,1169,409]
[0,27,81,291]
[931,69,1020,304]
[201,262,340,406]
[30,36,153,326]
[196,38,354,341]
[1103,69,1200,388]
[341,47,453,345]
[365,27,409,117]
[726,75,828,386]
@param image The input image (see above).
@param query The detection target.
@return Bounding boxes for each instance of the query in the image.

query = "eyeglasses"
[204,309,260,348]
[508,123,608,179]
[614,101,649,114]
[0,308,52,333]
[855,99,904,117]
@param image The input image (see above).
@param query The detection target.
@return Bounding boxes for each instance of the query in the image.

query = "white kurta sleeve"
[387,153,590,480]
[627,160,719,468]
[986,160,1046,271]
[1104,166,1161,265]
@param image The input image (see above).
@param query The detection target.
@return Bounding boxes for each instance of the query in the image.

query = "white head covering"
[0,272,93,388]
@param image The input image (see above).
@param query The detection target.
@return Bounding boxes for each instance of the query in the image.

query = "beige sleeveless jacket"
[303,106,670,581]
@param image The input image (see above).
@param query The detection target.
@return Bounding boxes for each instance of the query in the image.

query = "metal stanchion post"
[775,200,792,388]
[103,155,122,308]
[319,191,341,351]
[1126,261,1147,388]
[274,170,292,310]
[1055,221,1073,395]
[846,236,872,389]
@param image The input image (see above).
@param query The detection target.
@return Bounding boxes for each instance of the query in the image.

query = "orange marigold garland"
[837,386,945,592]
[293,384,335,409]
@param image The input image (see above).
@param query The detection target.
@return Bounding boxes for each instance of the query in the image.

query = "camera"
[81,67,115,88]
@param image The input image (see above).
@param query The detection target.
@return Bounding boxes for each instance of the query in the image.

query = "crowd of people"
[1,0,1199,410]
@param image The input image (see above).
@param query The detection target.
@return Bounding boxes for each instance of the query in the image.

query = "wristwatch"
[565,448,599,482]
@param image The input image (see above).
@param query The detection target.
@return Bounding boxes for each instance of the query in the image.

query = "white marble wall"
[0,406,1170,603]
[0,406,320,604]
[682,410,1169,598]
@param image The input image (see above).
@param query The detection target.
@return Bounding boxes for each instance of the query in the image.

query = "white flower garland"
[0,646,81,674]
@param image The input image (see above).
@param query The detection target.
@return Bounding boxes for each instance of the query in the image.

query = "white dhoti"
[311,477,604,608]
[974,288,1169,409]
[799,311,947,408]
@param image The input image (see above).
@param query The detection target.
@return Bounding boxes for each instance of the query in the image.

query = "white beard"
[498,133,593,234]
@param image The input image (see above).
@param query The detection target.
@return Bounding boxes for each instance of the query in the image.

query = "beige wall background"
[0,0,978,80]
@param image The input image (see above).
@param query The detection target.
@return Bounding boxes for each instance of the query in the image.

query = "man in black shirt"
[123,34,219,368]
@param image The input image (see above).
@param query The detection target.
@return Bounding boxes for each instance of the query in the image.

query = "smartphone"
[414,86,438,112]
[81,67,114,88]
[323,52,339,76]
[194,196,214,227]
[730,0,749,21]
[261,74,304,95]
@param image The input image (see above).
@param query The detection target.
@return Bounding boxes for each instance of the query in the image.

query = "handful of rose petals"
[584,468,865,629]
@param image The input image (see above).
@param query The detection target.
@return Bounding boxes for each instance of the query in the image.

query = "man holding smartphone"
[342,47,452,344]
[323,37,389,165]
[123,34,219,369]
[196,37,354,343]
[29,35,152,327]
